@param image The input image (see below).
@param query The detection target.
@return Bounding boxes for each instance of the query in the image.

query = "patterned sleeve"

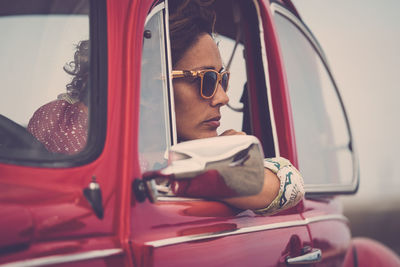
[253,157,305,215]
[27,100,88,155]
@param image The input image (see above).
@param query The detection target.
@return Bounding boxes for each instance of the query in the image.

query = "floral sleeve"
[254,157,305,215]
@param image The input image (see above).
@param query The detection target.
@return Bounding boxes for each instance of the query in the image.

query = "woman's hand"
[219,129,246,136]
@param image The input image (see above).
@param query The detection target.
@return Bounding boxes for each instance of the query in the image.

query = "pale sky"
[292,0,400,203]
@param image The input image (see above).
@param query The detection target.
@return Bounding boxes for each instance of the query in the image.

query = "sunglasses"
[172,69,230,99]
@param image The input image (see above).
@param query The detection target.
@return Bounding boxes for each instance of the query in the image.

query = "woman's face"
[173,34,229,141]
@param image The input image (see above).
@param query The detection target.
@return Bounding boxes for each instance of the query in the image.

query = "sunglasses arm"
[172,70,198,79]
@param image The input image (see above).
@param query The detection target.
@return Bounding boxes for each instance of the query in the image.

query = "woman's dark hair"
[169,0,216,66]
[63,40,90,102]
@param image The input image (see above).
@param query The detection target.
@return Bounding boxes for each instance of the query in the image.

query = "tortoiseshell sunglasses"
[172,69,230,99]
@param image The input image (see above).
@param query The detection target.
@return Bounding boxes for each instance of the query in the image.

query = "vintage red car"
[0,0,399,266]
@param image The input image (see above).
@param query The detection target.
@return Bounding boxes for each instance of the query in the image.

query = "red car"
[0,0,399,266]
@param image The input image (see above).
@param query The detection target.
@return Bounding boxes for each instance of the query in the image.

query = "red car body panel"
[129,201,310,266]
[0,0,398,266]
[344,238,400,267]
[302,198,352,266]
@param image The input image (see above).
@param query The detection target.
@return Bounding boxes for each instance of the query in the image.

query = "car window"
[138,3,172,172]
[273,9,355,189]
[0,0,106,165]
[138,3,255,174]
[214,1,276,153]
[140,0,278,200]
[217,35,246,135]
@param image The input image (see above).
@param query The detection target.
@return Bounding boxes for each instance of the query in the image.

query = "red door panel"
[130,200,310,267]
[302,198,351,266]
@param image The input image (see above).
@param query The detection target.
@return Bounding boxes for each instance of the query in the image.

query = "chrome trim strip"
[0,248,123,267]
[164,0,178,146]
[159,5,173,153]
[158,196,203,201]
[307,214,348,224]
[145,2,165,26]
[254,0,280,157]
[146,214,347,248]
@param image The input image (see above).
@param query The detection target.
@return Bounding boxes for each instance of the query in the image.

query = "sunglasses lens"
[202,71,218,97]
[221,73,229,91]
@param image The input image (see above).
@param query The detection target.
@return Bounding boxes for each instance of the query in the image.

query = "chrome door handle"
[286,248,322,264]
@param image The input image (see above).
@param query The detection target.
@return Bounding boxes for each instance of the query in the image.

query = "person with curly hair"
[27,40,89,155]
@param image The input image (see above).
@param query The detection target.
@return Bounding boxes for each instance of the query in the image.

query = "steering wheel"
[0,114,49,153]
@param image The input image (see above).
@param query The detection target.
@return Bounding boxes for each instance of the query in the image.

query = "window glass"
[0,0,93,161]
[139,5,170,172]
[216,35,246,134]
[274,12,353,186]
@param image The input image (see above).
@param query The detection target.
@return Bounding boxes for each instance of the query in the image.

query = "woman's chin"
[177,128,219,142]
[188,131,218,141]
[198,130,218,139]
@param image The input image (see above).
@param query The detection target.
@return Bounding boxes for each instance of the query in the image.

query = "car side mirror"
[136,135,265,202]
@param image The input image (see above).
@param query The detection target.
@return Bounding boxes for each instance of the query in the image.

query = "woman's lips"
[203,116,221,128]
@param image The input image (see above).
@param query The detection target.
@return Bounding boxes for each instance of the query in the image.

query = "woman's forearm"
[222,168,280,210]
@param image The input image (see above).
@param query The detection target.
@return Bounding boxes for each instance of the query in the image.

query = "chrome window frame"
[154,0,281,202]
[164,0,178,146]
[143,1,176,151]
[253,0,280,158]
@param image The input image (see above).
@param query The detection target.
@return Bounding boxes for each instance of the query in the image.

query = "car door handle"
[286,248,322,264]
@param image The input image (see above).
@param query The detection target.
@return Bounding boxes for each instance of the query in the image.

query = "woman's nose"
[211,83,229,106]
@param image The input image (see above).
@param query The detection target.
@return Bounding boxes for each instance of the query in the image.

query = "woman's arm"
[224,157,304,214]
[219,130,305,214]
[170,130,304,214]
[222,168,280,210]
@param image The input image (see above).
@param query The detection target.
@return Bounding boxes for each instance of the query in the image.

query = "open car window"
[139,0,277,200]
[0,0,107,166]
[217,36,246,135]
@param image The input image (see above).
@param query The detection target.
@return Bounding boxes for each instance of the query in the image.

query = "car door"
[271,2,359,266]
[0,0,128,265]
[129,1,312,266]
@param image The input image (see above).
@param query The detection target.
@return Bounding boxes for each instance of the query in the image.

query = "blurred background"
[292,0,400,255]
